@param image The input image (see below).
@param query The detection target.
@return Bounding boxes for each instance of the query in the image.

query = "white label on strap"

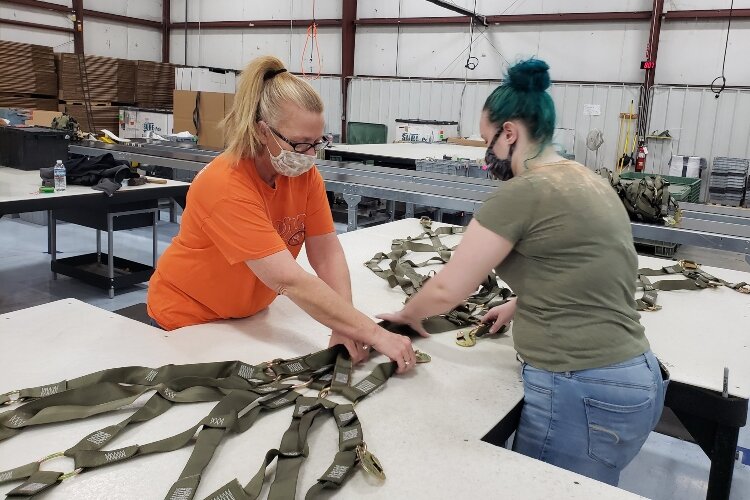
[338,411,354,424]
[170,487,194,500]
[319,373,333,381]
[40,385,60,397]
[7,415,25,427]
[164,388,177,400]
[87,430,112,445]
[209,417,225,427]
[145,370,159,382]
[284,361,304,373]
[334,372,349,384]
[104,450,128,462]
[354,380,376,394]
[0,471,12,482]
[17,482,47,494]
[238,364,254,379]
[327,465,349,480]
[210,490,236,500]
[269,397,288,407]
[342,428,359,441]
[297,405,311,415]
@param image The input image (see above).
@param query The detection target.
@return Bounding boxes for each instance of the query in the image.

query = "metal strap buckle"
[263,358,285,378]
[679,260,699,270]
[356,443,385,480]
[37,451,83,481]
[318,385,331,399]
[1,390,22,405]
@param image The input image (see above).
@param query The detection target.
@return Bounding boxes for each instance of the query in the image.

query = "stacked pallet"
[63,103,120,133]
[709,157,749,207]
[135,61,175,109]
[57,53,136,103]
[0,94,58,111]
[0,41,57,107]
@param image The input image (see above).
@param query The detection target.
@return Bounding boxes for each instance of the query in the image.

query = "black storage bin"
[0,126,70,170]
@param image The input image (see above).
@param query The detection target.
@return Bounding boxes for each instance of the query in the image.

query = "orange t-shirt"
[146,154,334,330]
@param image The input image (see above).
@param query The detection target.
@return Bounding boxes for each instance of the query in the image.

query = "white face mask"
[267,134,316,177]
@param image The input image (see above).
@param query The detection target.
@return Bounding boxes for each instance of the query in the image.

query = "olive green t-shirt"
[474,160,649,372]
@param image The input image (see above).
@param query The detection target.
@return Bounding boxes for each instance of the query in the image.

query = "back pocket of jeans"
[584,396,653,469]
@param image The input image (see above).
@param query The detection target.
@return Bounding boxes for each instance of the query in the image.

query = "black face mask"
[485,132,515,181]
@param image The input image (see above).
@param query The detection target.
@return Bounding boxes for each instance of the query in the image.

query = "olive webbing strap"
[162,391,303,500]
[0,361,252,406]
[636,262,750,311]
[204,353,396,500]
[0,349,343,496]
[201,397,336,500]
[0,392,173,488]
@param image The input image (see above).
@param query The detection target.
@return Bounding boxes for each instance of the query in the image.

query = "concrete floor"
[1,213,749,500]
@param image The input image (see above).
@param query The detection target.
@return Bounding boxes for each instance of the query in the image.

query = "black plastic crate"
[0,126,70,170]
[51,253,154,290]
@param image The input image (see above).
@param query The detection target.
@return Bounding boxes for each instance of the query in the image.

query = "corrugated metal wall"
[646,85,750,200]
[347,77,642,171]
[306,76,342,137]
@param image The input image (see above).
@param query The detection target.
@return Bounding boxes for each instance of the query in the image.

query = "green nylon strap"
[0,361,250,406]
[365,220,514,335]
[160,390,305,500]
[5,471,63,497]
[0,393,175,490]
[0,463,39,487]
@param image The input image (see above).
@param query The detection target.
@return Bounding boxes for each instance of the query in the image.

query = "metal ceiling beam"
[0,17,74,33]
[665,8,750,20]
[0,0,70,13]
[169,19,342,29]
[356,11,653,26]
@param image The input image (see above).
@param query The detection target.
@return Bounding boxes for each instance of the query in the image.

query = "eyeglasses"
[269,126,330,153]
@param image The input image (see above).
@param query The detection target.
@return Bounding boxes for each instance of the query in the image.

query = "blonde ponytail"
[223,56,324,160]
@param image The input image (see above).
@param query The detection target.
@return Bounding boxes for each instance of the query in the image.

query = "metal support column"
[342,193,362,232]
[107,212,114,299]
[50,211,57,279]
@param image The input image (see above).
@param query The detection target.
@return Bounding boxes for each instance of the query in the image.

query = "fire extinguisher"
[635,143,647,172]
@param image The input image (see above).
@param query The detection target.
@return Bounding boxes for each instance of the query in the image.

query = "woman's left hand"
[376,310,430,338]
[329,331,370,364]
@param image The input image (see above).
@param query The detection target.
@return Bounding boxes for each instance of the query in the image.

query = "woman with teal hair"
[380,59,668,485]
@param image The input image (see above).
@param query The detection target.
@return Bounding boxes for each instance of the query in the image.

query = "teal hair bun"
[506,59,551,92]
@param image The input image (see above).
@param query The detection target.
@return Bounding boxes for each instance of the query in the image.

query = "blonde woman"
[147,56,416,372]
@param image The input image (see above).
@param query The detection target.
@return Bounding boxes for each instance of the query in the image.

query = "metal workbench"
[69,141,750,263]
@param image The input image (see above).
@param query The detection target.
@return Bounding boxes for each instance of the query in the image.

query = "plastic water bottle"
[53,160,66,192]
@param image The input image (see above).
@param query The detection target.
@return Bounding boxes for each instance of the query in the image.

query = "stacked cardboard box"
[57,53,136,103]
[173,90,233,148]
[136,61,176,110]
[0,95,58,111]
[63,103,120,133]
[0,41,57,106]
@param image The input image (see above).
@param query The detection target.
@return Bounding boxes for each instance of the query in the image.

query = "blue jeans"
[513,350,668,486]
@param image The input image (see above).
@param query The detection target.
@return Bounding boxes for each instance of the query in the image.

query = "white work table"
[327,142,487,161]
[0,219,646,499]
[0,166,189,215]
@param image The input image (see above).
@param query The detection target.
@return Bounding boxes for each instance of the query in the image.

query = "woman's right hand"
[371,327,417,374]
[480,298,517,334]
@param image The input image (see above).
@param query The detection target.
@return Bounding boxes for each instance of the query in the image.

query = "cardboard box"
[175,67,236,93]
[173,89,233,149]
[119,107,173,139]
[25,110,63,127]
